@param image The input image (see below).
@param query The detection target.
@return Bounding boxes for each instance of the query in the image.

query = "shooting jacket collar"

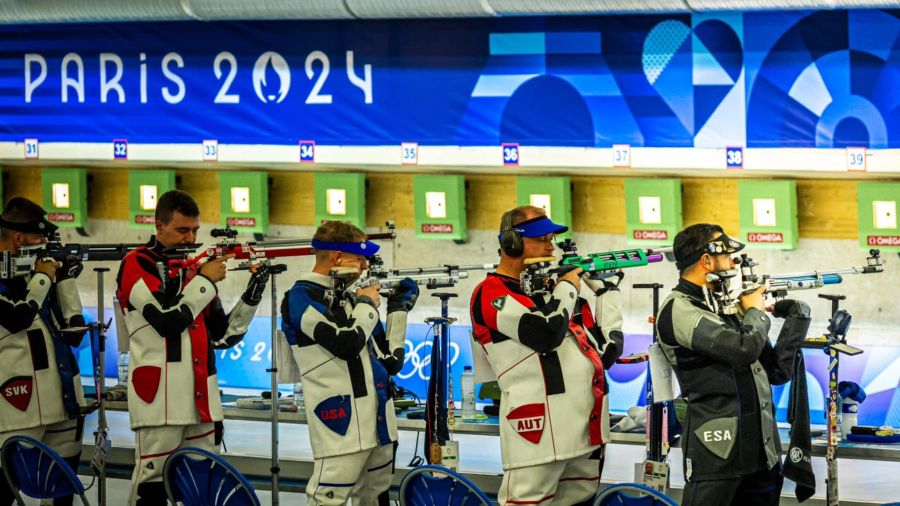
[675,278,704,301]
[146,236,169,257]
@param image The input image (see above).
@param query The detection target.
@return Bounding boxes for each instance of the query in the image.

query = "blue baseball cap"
[311,239,380,257]
[500,215,568,240]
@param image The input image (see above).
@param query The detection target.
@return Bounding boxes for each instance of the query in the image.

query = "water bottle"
[296,382,305,410]
[117,352,129,385]
[461,366,476,419]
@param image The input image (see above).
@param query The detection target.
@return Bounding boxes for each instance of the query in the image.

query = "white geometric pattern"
[643,20,691,85]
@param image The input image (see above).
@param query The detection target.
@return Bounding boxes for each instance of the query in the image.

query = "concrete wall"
[5,166,896,346]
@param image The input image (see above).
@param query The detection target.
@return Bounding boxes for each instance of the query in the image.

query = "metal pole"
[94,267,110,506]
[819,294,845,506]
[440,296,449,431]
[633,283,665,463]
[424,292,457,462]
[267,264,286,506]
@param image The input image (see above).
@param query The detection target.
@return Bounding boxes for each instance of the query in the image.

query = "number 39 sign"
[847,147,866,172]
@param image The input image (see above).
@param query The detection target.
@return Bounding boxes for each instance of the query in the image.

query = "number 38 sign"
[726,146,743,169]
[502,143,519,166]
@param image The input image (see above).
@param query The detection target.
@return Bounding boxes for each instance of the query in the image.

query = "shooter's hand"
[583,271,624,296]
[356,284,381,309]
[558,267,583,292]
[57,254,84,281]
[34,259,60,279]
[199,254,234,283]
[387,277,419,313]
[242,264,270,305]
[739,285,766,313]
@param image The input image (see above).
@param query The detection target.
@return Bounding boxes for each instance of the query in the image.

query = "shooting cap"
[311,239,380,257]
[0,197,58,237]
[500,215,568,240]
[675,232,744,271]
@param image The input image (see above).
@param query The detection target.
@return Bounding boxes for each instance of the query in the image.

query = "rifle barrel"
[47,243,144,262]
[766,274,843,292]
[768,265,883,280]
[232,245,316,259]
[376,272,471,290]
[366,232,396,241]
[388,263,496,276]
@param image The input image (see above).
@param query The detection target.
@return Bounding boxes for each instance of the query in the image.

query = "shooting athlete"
[116,190,269,505]
[470,206,625,505]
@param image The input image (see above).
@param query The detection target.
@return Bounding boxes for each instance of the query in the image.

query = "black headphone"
[498,211,524,257]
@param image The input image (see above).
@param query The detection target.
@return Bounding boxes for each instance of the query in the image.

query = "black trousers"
[682,465,784,506]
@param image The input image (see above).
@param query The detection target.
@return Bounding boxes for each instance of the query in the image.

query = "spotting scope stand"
[424,292,458,465]
[90,267,112,506]
[802,293,862,506]
[633,283,669,492]
[265,263,288,506]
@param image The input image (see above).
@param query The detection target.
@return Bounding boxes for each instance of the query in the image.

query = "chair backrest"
[593,483,679,506]
[0,435,87,505]
[399,465,492,506]
[163,447,261,506]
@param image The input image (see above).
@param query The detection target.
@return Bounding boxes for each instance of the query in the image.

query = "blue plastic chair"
[0,435,89,506]
[593,483,678,506]
[163,447,260,506]
[399,464,492,506]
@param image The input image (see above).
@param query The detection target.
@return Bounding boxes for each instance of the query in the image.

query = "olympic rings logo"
[397,339,461,381]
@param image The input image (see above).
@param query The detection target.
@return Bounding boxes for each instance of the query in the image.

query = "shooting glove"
[379,349,405,375]
[56,254,84,281]
[583,271,624,296]
[387,277,419,313]
[241,264,270,305]
[771,299,811,319]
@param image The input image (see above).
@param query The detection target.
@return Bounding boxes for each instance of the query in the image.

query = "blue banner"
[3,10,899,148]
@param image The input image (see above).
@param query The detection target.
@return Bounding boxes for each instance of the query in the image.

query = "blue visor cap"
[504,216,569,240]
[311,239,380,257]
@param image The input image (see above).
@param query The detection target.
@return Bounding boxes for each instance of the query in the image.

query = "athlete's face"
[156,211,200,249]
[334,251,368,281]
[701,232,737,274]
[522,233,557,259]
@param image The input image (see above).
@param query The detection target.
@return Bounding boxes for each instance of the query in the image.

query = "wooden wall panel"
[572,176,626,234]
[87,168,128,220]
[466,174,517,231]
[797,180,857,240]
[682,178,740,233]
[176,170,220,224]
[270,171,314,226]
[367,173,414,229]
[5,167,41,204]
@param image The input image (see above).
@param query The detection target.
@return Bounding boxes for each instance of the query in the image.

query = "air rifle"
[521,239,670,295]
[331,254,496,296]
[709,249,884,315]
[167,222,397,276]
[43,233,145,262]
[0,233,197,279]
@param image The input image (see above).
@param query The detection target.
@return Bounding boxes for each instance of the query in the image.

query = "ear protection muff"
[498,212,524,257]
